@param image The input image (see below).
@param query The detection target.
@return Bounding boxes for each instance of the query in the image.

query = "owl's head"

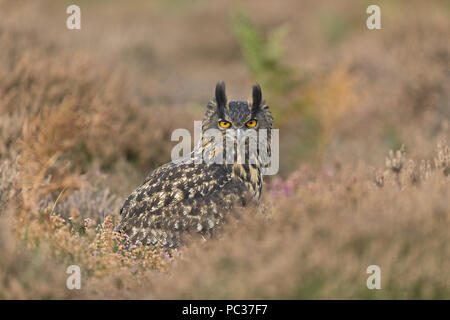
[202,81,273,132]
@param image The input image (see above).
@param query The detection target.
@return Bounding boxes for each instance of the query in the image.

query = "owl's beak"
[236,129,244,143]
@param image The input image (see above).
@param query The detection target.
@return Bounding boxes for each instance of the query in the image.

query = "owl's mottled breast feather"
[115,161,250,247]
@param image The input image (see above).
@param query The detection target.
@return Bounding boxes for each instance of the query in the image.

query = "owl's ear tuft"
[251,84,262,115]
[215,81,227,119]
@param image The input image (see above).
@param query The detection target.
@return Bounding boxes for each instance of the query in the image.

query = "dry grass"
[0,0,449,299]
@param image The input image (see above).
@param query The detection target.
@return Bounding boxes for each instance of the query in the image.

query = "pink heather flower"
[323,165,334,178]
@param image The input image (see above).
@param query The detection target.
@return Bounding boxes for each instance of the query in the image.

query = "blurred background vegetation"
[0,0,449,299]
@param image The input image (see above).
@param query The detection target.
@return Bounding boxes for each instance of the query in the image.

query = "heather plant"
[0,157,19,212]
[12,81,169,285]
[143,144,450,299]
[435,142,450,176]
[53,189,121,223]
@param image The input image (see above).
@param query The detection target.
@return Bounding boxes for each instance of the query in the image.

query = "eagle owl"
[115,82,273,248]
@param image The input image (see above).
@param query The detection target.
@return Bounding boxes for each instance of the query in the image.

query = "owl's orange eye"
[219,121,231,128]
[246,119,257,128]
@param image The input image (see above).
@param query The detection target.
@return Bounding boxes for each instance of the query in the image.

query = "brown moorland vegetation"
[0,0,449,299]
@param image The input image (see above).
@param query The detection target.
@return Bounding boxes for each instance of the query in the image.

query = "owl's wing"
[140,150,195,185]
[115,162,249,247]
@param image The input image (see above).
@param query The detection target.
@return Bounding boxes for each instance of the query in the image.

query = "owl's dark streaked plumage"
[115,82,273,248]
